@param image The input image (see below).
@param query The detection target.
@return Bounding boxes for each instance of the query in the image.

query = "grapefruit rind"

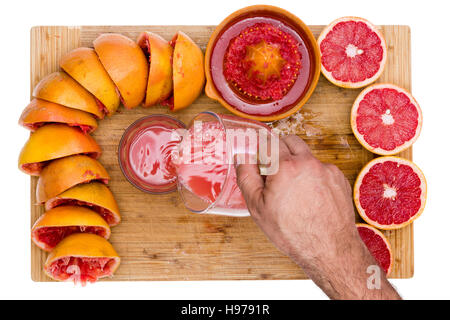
[18,124,101,176]
[317,17,387,89]
[137,31,174,107]
[172,31,205,111]
[31,206,111,252]
[351,83,422,155]
[356,223,393,276]
[19,99,98,133]
[45,182,121,227]
[36,155,110,203]
[354,156,427,230]
[44,233,120,283]
[93,33,148,109]
[60,47,120,116]
[32,71,103,118]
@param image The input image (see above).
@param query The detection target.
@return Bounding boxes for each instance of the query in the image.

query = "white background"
[1,0,449,300]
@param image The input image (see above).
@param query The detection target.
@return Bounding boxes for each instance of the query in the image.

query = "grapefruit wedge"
[93,33,148,109]
[357,223,393,275]
[33,71,103,118]
[318,17,387,88]
[31,206,110,252]
[354,156,427,230]
[45,182,121,227]
[19,98,98,133]
[168,31,205,111]
[351,83,422,155]
[44,233,120,285]
[18,124,101,176]
[36,155,110,203]
[60,47,120,116]
[137,31,173,107]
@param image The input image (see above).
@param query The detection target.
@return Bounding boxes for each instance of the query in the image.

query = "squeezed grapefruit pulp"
[44,233,120,285]
[210,16,312,116]
[47,256,116,285]
[34,226,107,251]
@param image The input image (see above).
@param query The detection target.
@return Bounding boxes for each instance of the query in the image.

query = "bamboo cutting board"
[30,25,413,281]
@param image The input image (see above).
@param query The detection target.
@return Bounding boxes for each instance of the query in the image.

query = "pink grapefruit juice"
[176,118,264,214]
[128,124,179,187]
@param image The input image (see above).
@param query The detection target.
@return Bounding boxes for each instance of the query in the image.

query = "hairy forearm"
[293,232,401,300]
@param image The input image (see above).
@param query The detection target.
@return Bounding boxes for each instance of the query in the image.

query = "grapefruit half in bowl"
[45,182,121,227]
[60,47,120,116]
[19,98,98,133]
[33,71,103,118]
[31,205,110,252]
[356,223,393,275]
[18,124,101,176]
[44,233,120,285]
[36,155,110,203]
[351,83,422,155]
[318,17,387,88]
[354,156,427,230]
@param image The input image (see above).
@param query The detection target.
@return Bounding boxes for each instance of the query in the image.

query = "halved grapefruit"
[19,98,98,133]
[168,31,205,111]
[356,223,393,275]
[137,31,173,107]
[45,182,121,227]
[351,83,422,155]
[93,33,148,109]
[318,17,387,88]
[33,71,103,118]
[44,233,120,285]
[60,47,120,116]
[18,124,101,176]
[354,156,426,230]
[31,206,110,252]
[36,155,110,203]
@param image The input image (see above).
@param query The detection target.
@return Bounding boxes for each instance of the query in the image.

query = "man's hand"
[235,134,401,300]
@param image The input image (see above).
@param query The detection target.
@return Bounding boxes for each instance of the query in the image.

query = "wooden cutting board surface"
[30,25,413,281]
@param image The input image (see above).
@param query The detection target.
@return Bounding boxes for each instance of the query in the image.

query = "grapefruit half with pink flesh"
[45,182,121,227]
[354,156,426,230]
[44,233,120,285]
[318,17,387,88]
[351,83,422,155]
[31,206,110,252]
[356,223,393,275]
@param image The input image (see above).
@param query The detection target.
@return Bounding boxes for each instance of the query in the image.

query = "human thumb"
[234,153,264,212]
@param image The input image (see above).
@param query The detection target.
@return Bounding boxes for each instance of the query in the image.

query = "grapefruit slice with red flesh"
[31,206,110,252]
[351,83,422,155]
[354,156,426,230]
[45,182,121,227]
[318,17,387,88]
[19,99,98,133]
[44,233,120,285]
[356,223,393,275]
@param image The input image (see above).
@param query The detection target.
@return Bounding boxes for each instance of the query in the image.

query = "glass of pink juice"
[175,111,276,216]
[118,115,186,194]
